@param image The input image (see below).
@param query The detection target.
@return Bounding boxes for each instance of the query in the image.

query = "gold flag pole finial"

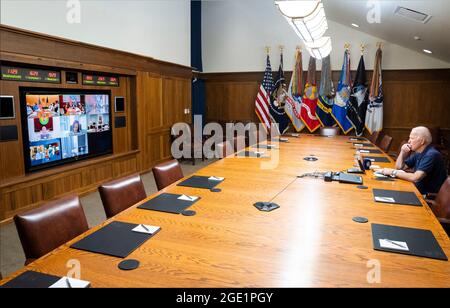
[360,43,366,55]
[344,43,351,51]
[376,42,383,49]
[265,46,270,55]
[279,45,284,53]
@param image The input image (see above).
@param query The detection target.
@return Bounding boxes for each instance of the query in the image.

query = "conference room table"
[1,134,450,287]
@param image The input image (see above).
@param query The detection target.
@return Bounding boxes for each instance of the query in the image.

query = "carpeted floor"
[0,159,215,278]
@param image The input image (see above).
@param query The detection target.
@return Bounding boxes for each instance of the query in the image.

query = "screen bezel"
[19,87,113,173]
[0,96,16,119]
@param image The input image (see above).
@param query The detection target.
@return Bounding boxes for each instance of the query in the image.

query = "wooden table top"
[2,135,449,287]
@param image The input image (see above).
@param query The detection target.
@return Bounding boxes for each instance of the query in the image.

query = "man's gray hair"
[412,126,432,144]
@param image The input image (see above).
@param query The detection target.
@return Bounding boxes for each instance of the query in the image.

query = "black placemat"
[364,156,391,163]
[71,221,156,258]
[177,175,224,189]
[373,189,422,206]
[138,193,199,214]
[0,271,60,288]
[236,151,268,158]
[372,223,448,261]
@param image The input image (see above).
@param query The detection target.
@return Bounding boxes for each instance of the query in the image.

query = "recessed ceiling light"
[423,49,432,54]
[414,36,421,41]
[351,23,360,28]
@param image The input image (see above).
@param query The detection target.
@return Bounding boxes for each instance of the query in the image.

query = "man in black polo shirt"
[379,126,447,195]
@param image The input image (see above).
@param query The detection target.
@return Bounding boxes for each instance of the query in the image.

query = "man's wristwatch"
[391,170,398,178]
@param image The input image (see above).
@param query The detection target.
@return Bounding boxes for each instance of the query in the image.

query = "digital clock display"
[82,74,119,86]
[1,66,60,83]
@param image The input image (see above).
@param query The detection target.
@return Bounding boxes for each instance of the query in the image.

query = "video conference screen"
[21,88,112,172]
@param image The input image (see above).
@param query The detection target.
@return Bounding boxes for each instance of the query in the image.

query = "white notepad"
[49,277,91,288]
[359,149,370,153]
[208,176,224,181]
[254,151,265,155]
[379,239,409,251]
[177,194,198,202]
[354,143,363,147]
[373,172,388,178]
[132,224,160,234]
[291,133,300,137]
[375,196,396,203]
[279,138,289,142]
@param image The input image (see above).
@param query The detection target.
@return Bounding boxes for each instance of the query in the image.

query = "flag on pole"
[365,47,383,134]
[270,52,291,134]
[347,55,369,136]
[331,49,354,134]
[255,54,274,132]
[300,57,321,132]
[316,55,336,127]
[285,48,305,132]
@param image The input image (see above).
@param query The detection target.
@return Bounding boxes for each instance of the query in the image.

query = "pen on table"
[384,239,406,249]
[65,278,72,288]
[140,224,149,232]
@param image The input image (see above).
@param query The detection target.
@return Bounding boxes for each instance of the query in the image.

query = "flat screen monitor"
[20,87,113,172]
[0,96,15,119]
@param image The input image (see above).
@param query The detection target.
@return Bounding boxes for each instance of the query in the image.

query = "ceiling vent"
[394,6,432,23]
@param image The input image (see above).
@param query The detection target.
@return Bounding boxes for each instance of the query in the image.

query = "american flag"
[255,55,274,131]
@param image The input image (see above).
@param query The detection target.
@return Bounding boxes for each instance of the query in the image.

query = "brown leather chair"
[14,195,89,265]
[378,134,393,152]
[152,159,184,191]
[98,174,146,218]
[319,126,340,137]
[426,177,450,235]
[216,141,233,158]
[368,131,380,144]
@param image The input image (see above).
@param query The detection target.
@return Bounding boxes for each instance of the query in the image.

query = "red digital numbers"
[85,75,93,80]
[29,70,39,76]
[48,72,57,78]
[98,76,105,81]
[8,68,18,75]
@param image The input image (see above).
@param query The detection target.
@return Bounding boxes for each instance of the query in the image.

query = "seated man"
[378,126,447,195]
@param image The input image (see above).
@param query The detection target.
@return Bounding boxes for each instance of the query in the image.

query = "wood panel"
[0,25,192,221]
[1,135,449,287]
[204,69,450,151]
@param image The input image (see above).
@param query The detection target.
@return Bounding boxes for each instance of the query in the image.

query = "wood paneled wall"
[0,25,192,222]
[204,69,450,151]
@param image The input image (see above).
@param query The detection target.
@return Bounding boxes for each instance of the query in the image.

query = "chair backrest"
[152,159,184,191]
[369,131,380,144]
[233,135,247,152]
[319,127,340,137]
[433,177,450,219]
[14,195,88,264]
[428,126,441,146]
[98,174,146,218]
[216,141,233,158]
[378,134,393,152]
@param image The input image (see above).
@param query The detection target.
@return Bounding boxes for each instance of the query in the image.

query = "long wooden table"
[2,135,450,287]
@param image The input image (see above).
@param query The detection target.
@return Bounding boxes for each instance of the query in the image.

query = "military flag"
[270,53,291,134]
[347,55,369,136]
[331,49,354,134]
[285,48,305,132]
[316,55,336,127]
[300,57,321,132]
[365,47,383,134]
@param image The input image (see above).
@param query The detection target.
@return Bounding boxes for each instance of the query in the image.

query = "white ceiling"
[322,0,450,63]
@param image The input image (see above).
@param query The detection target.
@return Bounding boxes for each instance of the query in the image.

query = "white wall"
[0,0,191,67]
[202,0,450,72]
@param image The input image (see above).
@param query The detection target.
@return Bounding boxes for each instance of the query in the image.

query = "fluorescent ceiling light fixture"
[423,49,432,54]
[305,36,332,59]
[275,0,328,43]
[351,23,360,28]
